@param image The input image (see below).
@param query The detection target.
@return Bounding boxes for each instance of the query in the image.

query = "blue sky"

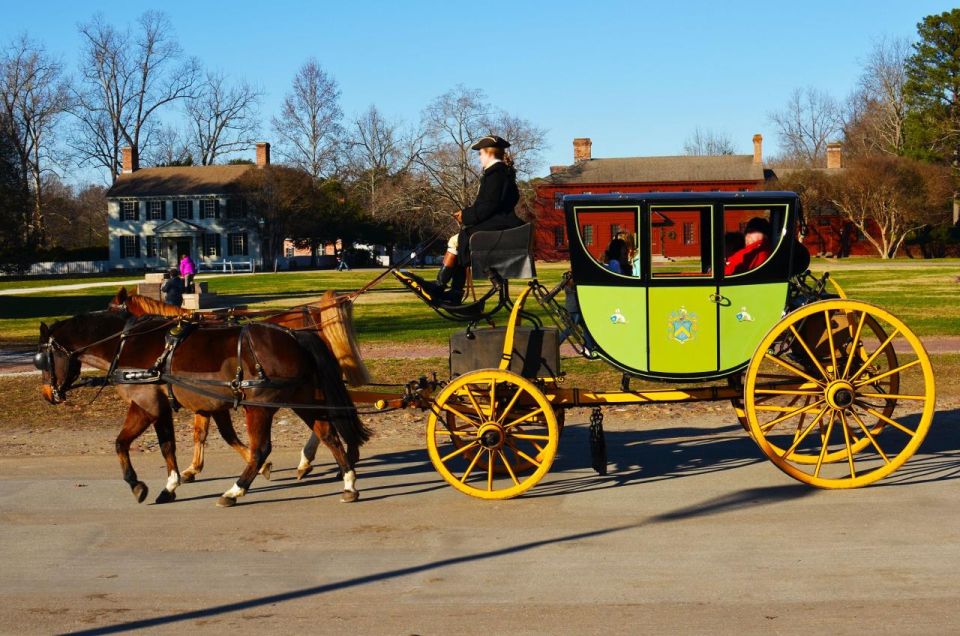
[2,0,955,182]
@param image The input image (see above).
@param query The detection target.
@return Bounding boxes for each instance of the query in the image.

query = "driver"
[430,135,522,303]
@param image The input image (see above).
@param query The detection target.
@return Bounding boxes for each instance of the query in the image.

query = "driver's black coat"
[457,160,522,263]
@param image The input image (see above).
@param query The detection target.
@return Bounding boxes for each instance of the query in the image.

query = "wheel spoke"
[510,445,542,468]
[754,388,821,396]
[763,353,824,386]
[504,406,546,429]
[442,403,481,428]
[497,450,520,486]
[814,411,837,478]
[459,446,484,483]
[848,409,890,464]
[487,452,494,491]
[759,399,826,432]
[840,411,856,479]
[496,385,525,425]
[782,406,829,459]
[788,323,830,379]
[824,310,839,380]
[841,310,867,379]
[860,405,916,438]
[463,384,487,420]
[853,359,920,388]
[441,440,480,463]
[489,378,497,419]
[849,328,900,384]
[858,392,926,401]
[435,428,474,438]
[509,433,552,441]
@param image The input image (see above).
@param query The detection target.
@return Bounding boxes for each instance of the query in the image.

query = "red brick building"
[533,136,872,261]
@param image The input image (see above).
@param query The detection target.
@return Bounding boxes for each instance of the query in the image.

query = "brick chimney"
[256,142,271,167]
[573,138,592,163]
[121,146,139,174]
[550,165,566,175]
[827,142,842,170]
[752,134,763,164]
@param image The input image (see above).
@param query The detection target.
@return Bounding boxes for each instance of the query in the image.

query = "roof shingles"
[106,165,253,198]
[542,154,764,185]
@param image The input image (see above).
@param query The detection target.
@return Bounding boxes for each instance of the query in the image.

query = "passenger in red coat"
[725,217,772,276]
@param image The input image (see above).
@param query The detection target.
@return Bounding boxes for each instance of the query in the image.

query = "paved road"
[1,407,959,635]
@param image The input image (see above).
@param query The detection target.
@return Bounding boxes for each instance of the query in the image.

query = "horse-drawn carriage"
[35,191,936,504]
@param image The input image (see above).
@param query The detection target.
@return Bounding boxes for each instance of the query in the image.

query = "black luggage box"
[449,326,560,379]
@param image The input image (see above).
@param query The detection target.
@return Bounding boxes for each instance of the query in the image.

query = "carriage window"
[649,206,712,278]
[722,205,787,277]
[574,206,640,277]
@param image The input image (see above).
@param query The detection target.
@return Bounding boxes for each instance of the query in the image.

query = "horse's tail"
[293,330,372,448]
[315,291,371,387]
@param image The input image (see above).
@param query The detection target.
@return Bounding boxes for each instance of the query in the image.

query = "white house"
[105,143,271,270]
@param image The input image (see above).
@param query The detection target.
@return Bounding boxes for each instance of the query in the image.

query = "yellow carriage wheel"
[428,369,559,499]
[744,299,935,488]
[446,407,564,475]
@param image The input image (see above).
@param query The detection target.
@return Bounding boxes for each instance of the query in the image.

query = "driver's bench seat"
[394,223,536,323]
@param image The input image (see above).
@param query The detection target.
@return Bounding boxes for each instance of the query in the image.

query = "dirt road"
[1,403,959,635]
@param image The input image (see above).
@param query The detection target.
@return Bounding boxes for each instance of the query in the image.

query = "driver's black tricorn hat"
[470,135,511,150]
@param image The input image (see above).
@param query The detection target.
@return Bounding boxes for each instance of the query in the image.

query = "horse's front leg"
[180,414,210,483]
[217,407,274,508]
[297,431,320,480]
[115,403,154,504]
[153,409,181,504]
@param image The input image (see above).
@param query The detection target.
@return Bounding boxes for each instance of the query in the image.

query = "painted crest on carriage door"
[668,306,698,344]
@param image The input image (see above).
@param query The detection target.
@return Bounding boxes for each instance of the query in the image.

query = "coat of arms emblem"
[668,306,697,344]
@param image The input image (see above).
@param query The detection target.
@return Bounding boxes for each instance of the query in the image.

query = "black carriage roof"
[562,191,799,204]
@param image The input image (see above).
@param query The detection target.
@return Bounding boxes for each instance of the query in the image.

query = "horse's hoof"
[340,490,359,503]
[260,462,272,481]
[132,482,149,504]
[155,490,176,504]
[181,471,196,483]
[296,465,313,481]
[217,496,237,508]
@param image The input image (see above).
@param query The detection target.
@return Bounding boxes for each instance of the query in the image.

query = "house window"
[175,200,193,220]
[610,224,623,240]
[121,201,139,221]
[553,192,564,209]
[228,232,248,256]
[148,201,165,221]
[200,199,220,220]
[285,244,295,258]
[582,224,594,246]
[226,198,246,219]
[145,235,158,257]
[202,233,221,257]
[683,222,695,245]
[553,226,565,247]
[817,218,832,227]
[119,235,140,258]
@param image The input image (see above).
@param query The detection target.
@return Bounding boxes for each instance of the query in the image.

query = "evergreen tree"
[0,114,31,270]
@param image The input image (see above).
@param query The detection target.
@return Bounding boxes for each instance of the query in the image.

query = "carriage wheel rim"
[744,299,935,489]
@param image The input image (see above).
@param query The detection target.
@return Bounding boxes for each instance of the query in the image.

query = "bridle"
[35,322,128,401]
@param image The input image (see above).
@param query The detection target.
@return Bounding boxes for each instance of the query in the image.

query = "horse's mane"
[126,293,193,318]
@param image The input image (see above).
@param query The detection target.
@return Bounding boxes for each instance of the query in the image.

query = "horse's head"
[108,287,129,312]
[36,320,81,405]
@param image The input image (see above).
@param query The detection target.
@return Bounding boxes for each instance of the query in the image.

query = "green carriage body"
[565,192,803,381]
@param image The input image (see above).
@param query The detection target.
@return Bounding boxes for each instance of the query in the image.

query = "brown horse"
[37,309,370,506]
[108,287,369,480]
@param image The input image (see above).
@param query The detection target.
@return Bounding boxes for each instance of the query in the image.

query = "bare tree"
[830,155,953,258]
[682,127,736,155]
[844,37,911,157]
[185,70,262,165]
[415,85,547,220]
[769,87,843,166]
[145,124,192,166]
[271,58,343,178]
[0,34,71,244]
[71,11,199,181]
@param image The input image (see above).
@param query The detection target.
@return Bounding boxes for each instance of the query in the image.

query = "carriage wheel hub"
[826,380,856,409]
[477,423,505,450]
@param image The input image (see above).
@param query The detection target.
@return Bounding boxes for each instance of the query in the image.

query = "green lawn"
[1,260,957,346]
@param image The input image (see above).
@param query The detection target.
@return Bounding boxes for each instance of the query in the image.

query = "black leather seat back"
[469,223,536,279]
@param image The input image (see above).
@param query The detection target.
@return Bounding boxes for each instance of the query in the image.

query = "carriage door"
[646,205,718,376]
[717,203,791,372]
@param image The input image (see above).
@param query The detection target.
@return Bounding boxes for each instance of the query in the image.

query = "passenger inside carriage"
[724,216,772,276]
